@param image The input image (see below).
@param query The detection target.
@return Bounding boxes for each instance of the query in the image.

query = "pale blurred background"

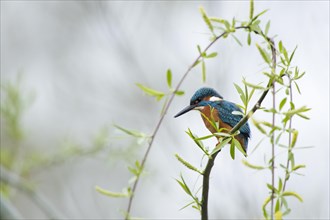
[1,1,329,219]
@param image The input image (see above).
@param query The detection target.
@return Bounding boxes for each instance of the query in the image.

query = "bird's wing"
[214,100,250,137]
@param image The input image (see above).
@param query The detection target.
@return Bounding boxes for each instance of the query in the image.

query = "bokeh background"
[1,1,329,219]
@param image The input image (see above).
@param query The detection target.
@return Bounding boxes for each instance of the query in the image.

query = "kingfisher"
[174,87,251,153]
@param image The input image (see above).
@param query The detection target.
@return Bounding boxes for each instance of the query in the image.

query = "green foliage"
[175,154,203,175]
[175,174,201,212]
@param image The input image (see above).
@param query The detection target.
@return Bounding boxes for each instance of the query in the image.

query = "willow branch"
[201,36,276,220]
[125,29,233,219]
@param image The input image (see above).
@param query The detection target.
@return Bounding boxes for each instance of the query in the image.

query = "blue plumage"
[175,87,251,152]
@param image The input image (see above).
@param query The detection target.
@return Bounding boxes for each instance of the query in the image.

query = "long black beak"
[174,104,197,118]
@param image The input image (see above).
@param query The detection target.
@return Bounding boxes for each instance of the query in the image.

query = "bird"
[174,87,251,153]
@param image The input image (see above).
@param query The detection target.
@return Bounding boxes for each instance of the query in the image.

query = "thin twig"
[270,81,276,220]
[201,36,276,220]
[125,29,234,219]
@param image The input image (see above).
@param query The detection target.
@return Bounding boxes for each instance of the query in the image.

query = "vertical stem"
[270,82,276,220]
[269,37,277,220]
[201,151,218,220]
[282,77,293,193]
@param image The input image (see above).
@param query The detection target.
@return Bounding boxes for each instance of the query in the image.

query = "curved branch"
[201,36,276,220]
[125,29,233,219]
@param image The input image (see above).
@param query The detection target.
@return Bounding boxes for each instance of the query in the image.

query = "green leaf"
[234,83,246,106]
[251,9,269,22]
[252,119,267,135]
[231,34,243,46]
[186,128,209,155]
[247,32,251,45]
[256,43,271,64]
[205,52,218,58]
[249,0,254,19]
[294,81,301,94]
[242,79,266,90]
[292,164,306,171]
[202,60,206,82]
[197,45,202,55]
[290,129,298,148]
[175,154,203,175]
[279,97,287,111]
[278,178,283,192]
[262,196,272,219]
[211,137,231,155]
[199,7,214,35]
[114,124,146,138]
[233,138,247,157]
[166,69,172,88]
[174,90,185,96]
[230,140,235,160]
[176,174,192,197]
[275,210,283,220]
[282,191,303,202]
[289,46,298,63]
[275,198,280,212]
[136,83,165,101]
[265,20,271,36]
[95,186,129,198]
[242,159,267,170]
[279,41,283,53]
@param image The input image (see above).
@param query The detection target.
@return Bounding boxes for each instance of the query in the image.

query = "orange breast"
[200,105,231,133]
[199,105,246,151]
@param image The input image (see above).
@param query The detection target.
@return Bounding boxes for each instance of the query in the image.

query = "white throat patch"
[209,96,222,102]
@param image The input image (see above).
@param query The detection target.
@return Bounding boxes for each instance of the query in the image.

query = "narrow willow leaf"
[174,90,185,96]
[199,7,214,34]
[275,198,280,212]
[294,81,301,94]
[275,210,283,220]
[114,124,146,138]
[211,137,231,155]
[166,69,172,88]
[194,134,215,141]
[289,46,298,63]
[262,196,272,219]
[179,201,195,211]
[202,60,206,82]
[279,41,283,53]
[175,154,203,174]
[279,97,287,111]
[247,32,251,45]
[256,43,271,64]
[242,159,266,170]
[251,9,269,22]
[136,83,165,101]
[230,140,235,160]
[249,0,254,19]
[233,138,247,157]
[176,179,191,196]
[234,83,246,105]
[205,52,218,58]
[292,164,306,171]
[265,20,271,36]
[95,186,129,198]
[243,79,266,90]
[197,45,202,53]
[290,129,298,148]
[252,119,267,135]
[278,178,283,192]
[282,191,303,202]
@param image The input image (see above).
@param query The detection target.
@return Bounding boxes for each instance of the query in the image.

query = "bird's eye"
[195,98,201,104]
